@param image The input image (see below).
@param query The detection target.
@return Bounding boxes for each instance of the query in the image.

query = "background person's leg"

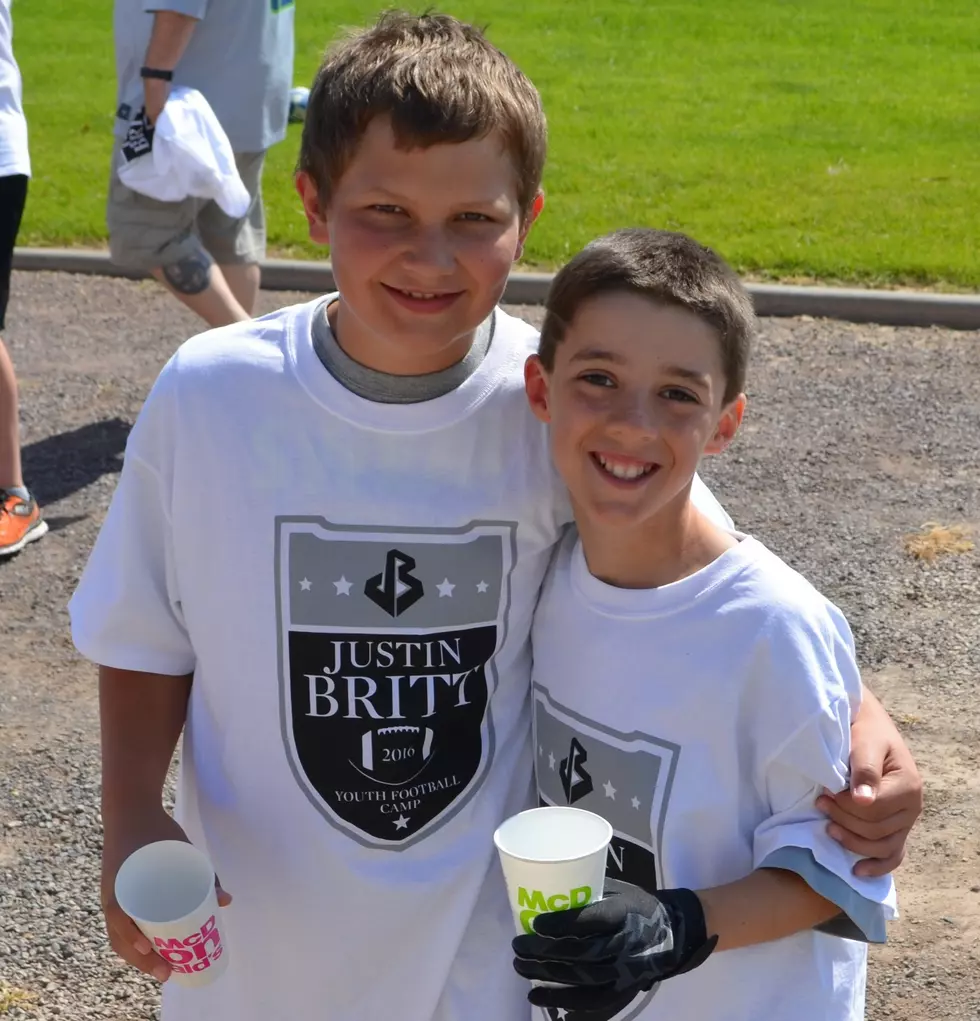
[0,338,24,491]
[199,151,267,318]
[219,262,261,316]
[150,249,252,327]
[0,173,29,490]
[107,149,251,329]
[0,173,46,556]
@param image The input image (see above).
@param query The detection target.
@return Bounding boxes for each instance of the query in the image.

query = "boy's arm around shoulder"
[747,606,898,939]
[751,580,922,876]
[824,683,923,876]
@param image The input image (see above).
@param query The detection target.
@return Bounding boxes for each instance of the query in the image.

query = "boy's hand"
[820,692,923,877]
[512,886,716,1013]
[101,810,232,982]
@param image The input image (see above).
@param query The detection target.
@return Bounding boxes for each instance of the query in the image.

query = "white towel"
[117,86,251,218]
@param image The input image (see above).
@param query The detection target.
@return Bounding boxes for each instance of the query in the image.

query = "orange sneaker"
[0,489,48,557]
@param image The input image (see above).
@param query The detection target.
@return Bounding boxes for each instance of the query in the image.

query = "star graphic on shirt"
[556,1010,569,1020]
[393,815,410,831]
[548,752,556,771]
[538,745,544,757]
[631,796,641,810]
[603,781,617,800]
[437,578,456,597]
[476,580,489,593]
[333,576,353,596]
[299,578,312,591]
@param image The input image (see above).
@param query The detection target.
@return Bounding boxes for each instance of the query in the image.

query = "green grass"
[13,0,980,287]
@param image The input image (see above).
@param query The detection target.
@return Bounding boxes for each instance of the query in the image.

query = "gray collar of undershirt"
[311,299,495,404]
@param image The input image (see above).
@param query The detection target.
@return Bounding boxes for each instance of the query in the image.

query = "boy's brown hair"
[298,10,547,220]
[538,228,754,403]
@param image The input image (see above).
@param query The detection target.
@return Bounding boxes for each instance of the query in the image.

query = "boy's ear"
[295,172,331,245]
[704,393,745,456]
[524,354,552,423]
[515,191,545,262]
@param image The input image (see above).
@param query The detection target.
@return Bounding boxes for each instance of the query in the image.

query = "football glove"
[512,884,718,1013]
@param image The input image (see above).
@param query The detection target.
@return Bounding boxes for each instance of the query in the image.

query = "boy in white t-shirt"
[69,12,917,1021]
[514,228,898,1021]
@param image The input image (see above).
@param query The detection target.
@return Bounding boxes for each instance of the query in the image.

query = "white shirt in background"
[0,0,30,178]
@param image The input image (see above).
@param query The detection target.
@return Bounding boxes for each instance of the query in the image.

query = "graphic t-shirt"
[68,297,733,1021]
[0,0,30,178]
[531,531,898,1021]
[113,0,294,153]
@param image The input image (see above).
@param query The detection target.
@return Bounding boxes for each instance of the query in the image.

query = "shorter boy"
[515,228,897,1021]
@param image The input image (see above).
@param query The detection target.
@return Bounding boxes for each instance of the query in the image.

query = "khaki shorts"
[106,147,267,271]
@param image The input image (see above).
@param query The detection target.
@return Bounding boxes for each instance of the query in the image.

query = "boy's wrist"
[101,780,170,827]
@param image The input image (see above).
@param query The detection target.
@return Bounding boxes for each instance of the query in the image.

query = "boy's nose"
[607,398,659,439]
[405,228,456,274]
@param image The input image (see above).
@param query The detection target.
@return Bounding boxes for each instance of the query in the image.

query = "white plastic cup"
[114,840,228,988]
[494,806,613,937]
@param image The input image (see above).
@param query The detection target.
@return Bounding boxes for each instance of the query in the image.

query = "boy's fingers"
[819,798,909,842]
[818,788,892,823]
[108,925,171,981]
[853,852,904,878]
[215,875,233,907]
[826,824,906,867]
[105,902,171,981]
[821,794,917,842]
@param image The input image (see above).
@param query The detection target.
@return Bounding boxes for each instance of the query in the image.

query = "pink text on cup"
[154,914,224,974]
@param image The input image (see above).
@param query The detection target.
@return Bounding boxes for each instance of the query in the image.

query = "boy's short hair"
[538,229,754,402]
[298,10,547,220]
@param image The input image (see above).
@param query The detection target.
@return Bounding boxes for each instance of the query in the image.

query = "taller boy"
[71,12,920,1021]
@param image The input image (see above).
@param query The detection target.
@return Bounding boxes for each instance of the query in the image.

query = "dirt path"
[1,271,978,1019]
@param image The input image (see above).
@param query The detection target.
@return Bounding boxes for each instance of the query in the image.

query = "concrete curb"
[13,247,980,330]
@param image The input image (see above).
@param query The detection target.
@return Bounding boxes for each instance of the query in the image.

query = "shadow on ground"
[21,418,129,507]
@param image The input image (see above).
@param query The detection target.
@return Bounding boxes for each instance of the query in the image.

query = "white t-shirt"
[531,531,898,1021]
[68,297,732,1021]
[0,0,30,178]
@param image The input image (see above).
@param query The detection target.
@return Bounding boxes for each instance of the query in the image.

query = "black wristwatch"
[140,66,174,82]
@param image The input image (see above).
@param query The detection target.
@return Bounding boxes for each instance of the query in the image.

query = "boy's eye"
[457,212,492,222]
[370,204,405,215]
[580,372,616,388]
[662,387,699,403]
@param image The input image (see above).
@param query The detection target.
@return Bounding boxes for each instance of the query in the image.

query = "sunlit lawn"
[13,0,979,287]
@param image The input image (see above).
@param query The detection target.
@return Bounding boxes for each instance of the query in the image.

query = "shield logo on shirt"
[532,685,681,1021]
[275,517,514,850]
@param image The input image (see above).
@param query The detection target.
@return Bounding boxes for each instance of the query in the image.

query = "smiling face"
[297,116,540,376]
[526,290,745,537]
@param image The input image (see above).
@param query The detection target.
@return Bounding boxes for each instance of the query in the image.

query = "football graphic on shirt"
[353,725,435,785]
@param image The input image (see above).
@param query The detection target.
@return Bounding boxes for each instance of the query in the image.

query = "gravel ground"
[1,270,979,1020]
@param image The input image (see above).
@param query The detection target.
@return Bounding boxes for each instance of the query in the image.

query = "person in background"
[0,0,46,558]
[109,0,295,327]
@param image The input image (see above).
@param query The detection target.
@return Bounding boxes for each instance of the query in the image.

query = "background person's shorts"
[106,148,267,271]
[0,173,29,332]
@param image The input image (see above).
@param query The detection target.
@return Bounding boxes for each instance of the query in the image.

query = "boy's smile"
[526,291,744,582]
[592,451,659,483]
[297,116,539,376]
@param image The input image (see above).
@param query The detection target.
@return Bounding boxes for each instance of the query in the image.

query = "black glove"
[512,885,718,1013]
